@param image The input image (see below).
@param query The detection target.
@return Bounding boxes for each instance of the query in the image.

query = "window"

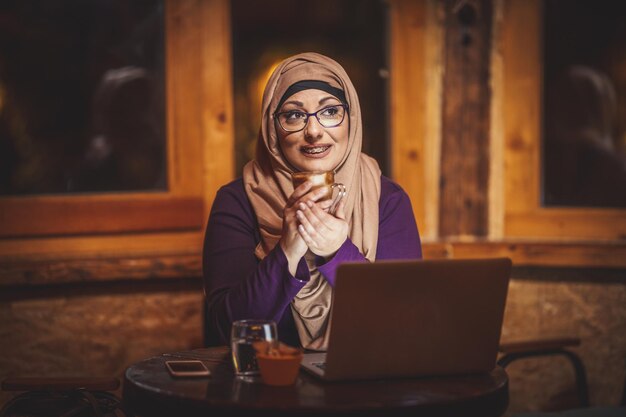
[0,0,233,242]
[0,0,167,196]
[542,0,626,208]
[501,0,626,240]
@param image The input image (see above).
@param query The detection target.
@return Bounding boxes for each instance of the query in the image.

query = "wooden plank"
[0,231,203,262]
[0,195,203,237]
[0,254,201,287]
[489,0,505,239]
[422,240,626,268]
[2,240,623,287]
[166,0,204,195]
[439,0,493,237]
[389,0,429,237]
[506,209,626,240]
[423,0,445,240]
[200,0,235,222]
[502,0,541,213]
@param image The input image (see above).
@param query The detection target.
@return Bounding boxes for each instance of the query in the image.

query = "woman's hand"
[279,182,329,275]
[295,198,349,259]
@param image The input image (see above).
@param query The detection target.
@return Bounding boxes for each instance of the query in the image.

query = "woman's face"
[275,89,349,173]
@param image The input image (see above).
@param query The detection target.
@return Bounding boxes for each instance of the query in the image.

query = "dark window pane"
[0,0,166,195]
[543,0,626,207]
[231,0,389,176]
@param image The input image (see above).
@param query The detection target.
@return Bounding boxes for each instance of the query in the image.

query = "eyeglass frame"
[273,104,349,133]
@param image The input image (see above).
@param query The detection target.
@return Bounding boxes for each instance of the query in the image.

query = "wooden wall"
[0,0,625,413]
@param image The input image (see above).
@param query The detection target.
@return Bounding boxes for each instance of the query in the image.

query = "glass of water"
[230,319,277,379]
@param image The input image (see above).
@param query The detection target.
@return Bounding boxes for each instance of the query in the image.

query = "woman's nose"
[303,115,324,142]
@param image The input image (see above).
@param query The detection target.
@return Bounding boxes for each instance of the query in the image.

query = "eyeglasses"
[273,104,348,133]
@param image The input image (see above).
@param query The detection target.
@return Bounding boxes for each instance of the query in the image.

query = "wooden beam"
[2,240,624,287]
[200,0,235,223]
[0,195,203,237]
[166,0,204,195]
[422,240,626,268]
[389,0,430,237]
[0,254,201,287]
[0,231,203,262]
[439,0,493,237]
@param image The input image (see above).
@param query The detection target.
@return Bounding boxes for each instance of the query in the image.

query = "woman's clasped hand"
[281,181,348,268]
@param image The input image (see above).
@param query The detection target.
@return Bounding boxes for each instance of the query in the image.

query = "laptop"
[301,257,512,381]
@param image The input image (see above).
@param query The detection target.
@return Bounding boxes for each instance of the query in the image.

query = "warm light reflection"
[256,60,282,105]
[239,58,285,163]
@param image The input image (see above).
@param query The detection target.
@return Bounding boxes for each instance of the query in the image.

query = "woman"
[203,53,421,350]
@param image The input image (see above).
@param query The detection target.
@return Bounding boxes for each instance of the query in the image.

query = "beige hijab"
[243,53,381,350]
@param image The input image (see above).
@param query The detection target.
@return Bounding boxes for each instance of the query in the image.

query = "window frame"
[0,0,233,258]
[501,0,626,241]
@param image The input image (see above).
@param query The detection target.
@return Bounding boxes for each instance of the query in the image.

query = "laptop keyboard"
[312,362,326,371]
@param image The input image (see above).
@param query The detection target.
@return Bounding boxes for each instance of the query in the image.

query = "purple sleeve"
[203,182,309,345]
[317,177,422,286]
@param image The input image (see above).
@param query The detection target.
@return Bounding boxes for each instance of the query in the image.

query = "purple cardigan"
[203,176,422,346]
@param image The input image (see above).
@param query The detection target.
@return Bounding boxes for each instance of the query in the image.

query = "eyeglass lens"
[277,105,345,132]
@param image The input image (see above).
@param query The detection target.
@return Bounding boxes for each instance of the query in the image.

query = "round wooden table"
[123,347,509,417]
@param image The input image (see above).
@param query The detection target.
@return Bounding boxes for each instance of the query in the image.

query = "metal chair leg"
[497,348,589,407]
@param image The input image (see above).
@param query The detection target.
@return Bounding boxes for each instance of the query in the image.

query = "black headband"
[276,80,347,111]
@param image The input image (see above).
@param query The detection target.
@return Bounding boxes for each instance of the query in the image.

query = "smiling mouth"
[301,145,331,155]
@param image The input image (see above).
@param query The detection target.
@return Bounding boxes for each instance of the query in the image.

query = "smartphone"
[165,360,211,378]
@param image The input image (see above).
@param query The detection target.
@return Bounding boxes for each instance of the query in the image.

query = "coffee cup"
[291,171,346,213]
